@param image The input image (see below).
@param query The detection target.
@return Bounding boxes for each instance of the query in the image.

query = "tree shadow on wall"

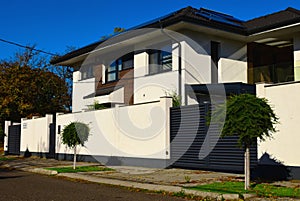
[252,152,291,182]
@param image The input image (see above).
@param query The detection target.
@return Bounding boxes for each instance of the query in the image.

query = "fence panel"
[8,124,21,155]
[170,103,257,173]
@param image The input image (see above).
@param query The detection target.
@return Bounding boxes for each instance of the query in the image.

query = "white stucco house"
[52,7,300,110]
[50,6,300,177]
[4,6,300,178]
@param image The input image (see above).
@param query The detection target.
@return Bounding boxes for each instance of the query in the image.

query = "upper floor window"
[80,65,94,80]
[106,52,134,82]
[148,45,172,75]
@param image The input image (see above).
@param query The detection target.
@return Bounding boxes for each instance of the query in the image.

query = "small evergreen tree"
[214,94,278,190]
[61,122,90,169]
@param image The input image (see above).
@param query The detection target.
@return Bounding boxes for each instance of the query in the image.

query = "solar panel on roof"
[195,8,244,28]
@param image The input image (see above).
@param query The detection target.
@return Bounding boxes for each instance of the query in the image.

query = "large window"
[106,52,134,82]
[248,43,294,84]
[148,45,172,75]
[80,65,94,80]
[211,41,220,83]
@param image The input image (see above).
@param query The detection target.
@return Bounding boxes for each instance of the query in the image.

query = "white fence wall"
[256,82,300,166]
[20,115,53,154]
[56,97,172,160]
[3,121,11,152]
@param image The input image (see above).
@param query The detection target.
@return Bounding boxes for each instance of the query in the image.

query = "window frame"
[105,52,134,83]
[80,64,95,80]
[148,45,172,75]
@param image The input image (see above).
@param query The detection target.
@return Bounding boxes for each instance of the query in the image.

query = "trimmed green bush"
[61,122,90,169]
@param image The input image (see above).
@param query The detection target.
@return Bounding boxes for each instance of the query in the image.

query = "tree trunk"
[73,145,77,170]
[244,146,250,190]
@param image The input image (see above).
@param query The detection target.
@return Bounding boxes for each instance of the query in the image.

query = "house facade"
[52,7,300,111]
[3,6,299,177]
[50,6,300,177]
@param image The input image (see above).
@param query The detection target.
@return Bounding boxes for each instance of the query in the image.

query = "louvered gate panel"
[8,124,21,155]
[170,104,257,173]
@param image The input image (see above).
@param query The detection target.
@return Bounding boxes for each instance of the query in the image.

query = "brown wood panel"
[96,67,134,105]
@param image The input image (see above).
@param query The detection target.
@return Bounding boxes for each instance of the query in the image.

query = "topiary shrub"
[61,122,90,169]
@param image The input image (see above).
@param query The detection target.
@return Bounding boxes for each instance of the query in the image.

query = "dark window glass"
[106,61,118,82]
[80,65,94,80]
[211,41,220,83]
[105,52,134,83]
[148,46,172,75]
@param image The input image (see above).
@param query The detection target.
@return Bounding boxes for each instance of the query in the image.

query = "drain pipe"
[158,21,183,106]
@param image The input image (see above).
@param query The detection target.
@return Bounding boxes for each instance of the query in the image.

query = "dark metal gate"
[48,123,56,158]
[8,124,21,155]
[170,103,257,173]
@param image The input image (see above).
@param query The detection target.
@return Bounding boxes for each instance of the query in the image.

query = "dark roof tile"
[52,6,300,65]
[244,7,300,34]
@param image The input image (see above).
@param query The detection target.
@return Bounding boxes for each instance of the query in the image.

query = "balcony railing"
[252,62,294,84]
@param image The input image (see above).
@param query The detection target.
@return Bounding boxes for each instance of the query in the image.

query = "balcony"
[251,62,294,84]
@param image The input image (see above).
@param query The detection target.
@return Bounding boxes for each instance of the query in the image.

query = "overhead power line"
[0,38,56,56]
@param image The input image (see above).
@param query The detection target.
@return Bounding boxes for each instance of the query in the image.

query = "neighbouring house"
[4,6,300,178]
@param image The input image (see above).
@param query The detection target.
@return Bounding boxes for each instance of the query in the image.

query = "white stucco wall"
[72,71,96,112]
[20,115,53,153]
[133,43,180,104]
[182,40,211,84]
[180,30,247,85]
[134,71,178,104]
[256,83,300,166]
[218,58,247,83]
[3,121,11,152]
[56,97,172,160]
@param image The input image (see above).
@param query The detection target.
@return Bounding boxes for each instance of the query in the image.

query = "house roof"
[51,6,300,66]
[244,7,300,34]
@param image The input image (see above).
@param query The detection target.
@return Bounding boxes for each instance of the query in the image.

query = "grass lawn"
[46,166,114,173]
[187,181,300,198]
[0,157,17,161]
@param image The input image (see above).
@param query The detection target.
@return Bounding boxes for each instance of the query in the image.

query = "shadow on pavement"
[252,152,291,182]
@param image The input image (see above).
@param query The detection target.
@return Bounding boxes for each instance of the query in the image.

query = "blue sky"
[1,0,300,60]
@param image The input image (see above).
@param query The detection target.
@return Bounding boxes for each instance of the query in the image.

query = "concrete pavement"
[1,156,299,201]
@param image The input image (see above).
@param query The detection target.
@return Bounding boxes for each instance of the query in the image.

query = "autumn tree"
[100,27,126,40]
[50,46,77,111]
[0,48,70,123]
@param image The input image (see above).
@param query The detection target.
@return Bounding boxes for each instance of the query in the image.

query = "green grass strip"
[0,157,17,161]
[187,181,300,198]
[46,166,114,173]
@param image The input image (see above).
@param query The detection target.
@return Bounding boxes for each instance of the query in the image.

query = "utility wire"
[0,38,57,56]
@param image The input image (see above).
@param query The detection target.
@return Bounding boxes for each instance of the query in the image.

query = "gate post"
[204,102,211,167]
[3,121,11,155]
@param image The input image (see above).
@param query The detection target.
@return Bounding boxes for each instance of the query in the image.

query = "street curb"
[22,168,58,175]
[58,173,242,200]
[3,164,254,201]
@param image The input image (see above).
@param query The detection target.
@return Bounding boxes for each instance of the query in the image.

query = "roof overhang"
[51,6,300,67]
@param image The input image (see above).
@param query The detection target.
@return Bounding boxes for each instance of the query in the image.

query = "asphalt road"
[0,168,187,201]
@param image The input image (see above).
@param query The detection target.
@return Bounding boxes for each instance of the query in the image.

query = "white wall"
[256,83,300,166]
[134,71,178,104]
[133,42,180,104]
[219,58,247,83]
[180,30,247,85]
[72,71,96,112]
[56,97,172,160]
[20,115,53,153]
[180,34,211,85]
[3,121,11,152]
